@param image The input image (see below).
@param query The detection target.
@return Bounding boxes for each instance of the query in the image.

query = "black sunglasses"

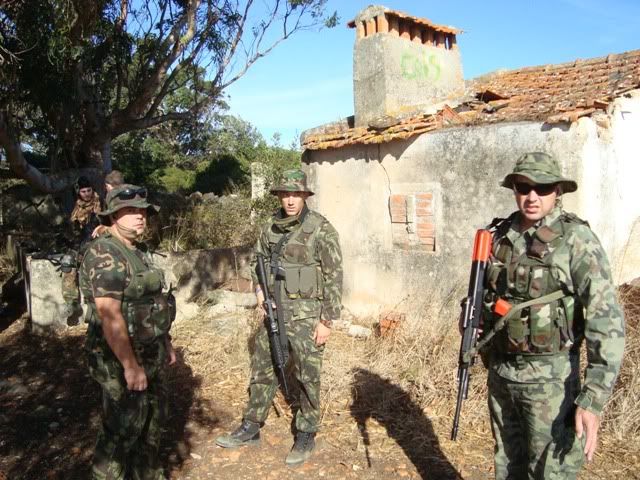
[115,187,147,201]
[513,182,557,196]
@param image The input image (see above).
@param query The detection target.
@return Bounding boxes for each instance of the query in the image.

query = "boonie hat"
[270,169,314,196]
[98,184,160,223]
[501,152,577,193]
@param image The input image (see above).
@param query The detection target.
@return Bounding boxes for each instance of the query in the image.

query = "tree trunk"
[102,140,112,174]
[0,110,102,192]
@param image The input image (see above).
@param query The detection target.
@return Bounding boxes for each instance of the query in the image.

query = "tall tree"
[0,0,336,192]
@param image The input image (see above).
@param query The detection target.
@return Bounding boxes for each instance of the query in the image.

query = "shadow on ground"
[350,368,461,480]
[0,321,223,480]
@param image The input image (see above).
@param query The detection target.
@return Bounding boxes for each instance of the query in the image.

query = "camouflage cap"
[98,184,160,222]
[501,152,577,193]
[269,169,314,196]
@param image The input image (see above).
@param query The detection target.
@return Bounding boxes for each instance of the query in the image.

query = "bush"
[152,188,271,252]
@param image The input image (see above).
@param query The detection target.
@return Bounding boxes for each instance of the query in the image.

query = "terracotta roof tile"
[302,49,640,151]
[347,8,461,35]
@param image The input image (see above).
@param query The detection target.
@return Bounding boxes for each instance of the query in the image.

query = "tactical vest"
[483,213,587,355]
[86,234,175,345]
[266,211,325,304]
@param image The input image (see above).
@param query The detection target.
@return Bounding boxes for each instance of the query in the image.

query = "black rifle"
[451,229,492,441]
[31,250,77,273]
[256,253,289,396]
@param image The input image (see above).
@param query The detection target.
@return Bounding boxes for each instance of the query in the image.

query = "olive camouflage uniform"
[481,153,625,479]
[243,203,343,433]
[80,185,170,480]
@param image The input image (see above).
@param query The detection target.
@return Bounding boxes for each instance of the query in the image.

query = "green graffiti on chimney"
[400,51,442,82]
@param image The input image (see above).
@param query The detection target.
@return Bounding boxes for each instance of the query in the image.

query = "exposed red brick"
[418,236,435,245]
[376,14,389,34]
[417,223,435,237]
[348,9,461,36]
[415,213,433,222]
[390,194,406,205]
[366,18,376,36]
[416,202,433,215]
[415,193,433,200]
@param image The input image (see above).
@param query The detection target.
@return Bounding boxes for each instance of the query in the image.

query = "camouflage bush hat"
[98,184,160,223]
[501,152,577,193]
[269,169,314,196]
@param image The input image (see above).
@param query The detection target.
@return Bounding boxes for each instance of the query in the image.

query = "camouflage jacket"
[79,234,152,304]
[251,206,343,326]
[485,207,625,415]
[80,234,170,372]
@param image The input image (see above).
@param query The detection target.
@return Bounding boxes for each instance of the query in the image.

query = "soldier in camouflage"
[62,176,102,324]
[480,152,625,479]
[91,170,127,239]
[216,169,343,467]
[80,184,176,480]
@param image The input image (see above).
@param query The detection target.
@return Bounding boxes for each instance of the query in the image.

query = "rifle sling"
[269,207,309,355]
[463,289,567,363]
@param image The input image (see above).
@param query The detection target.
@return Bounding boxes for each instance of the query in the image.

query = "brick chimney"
[349,5,464,127]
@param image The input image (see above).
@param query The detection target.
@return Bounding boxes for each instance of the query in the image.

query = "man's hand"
[575,406,600,462]
[256,287,266,316]
[124,364,148,391]
[91,224,108,238]
[96,296,147,391]
[314,322,331,346]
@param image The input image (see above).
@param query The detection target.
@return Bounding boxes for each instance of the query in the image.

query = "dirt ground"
[0,306,638,480]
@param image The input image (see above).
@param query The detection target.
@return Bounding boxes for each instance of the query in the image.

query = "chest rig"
[483,213,587,355]
[88,235,175,345]
[266,211,325,303]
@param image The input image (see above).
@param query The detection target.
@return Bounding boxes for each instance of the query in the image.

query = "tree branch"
[0,110,98,192]
[115,111,192,134]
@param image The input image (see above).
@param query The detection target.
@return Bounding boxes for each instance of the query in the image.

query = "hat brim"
[269,187,314,196]
[98,200,160,224]
[501,173,577,194]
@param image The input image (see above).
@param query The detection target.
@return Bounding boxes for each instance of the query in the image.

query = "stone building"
[301,5,640,317]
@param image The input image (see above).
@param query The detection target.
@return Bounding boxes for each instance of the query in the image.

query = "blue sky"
[224,0,640,148]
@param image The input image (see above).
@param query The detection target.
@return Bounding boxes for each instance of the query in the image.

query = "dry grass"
[0,238,15,285]
[604,284,640,439]
[169,281,640,475]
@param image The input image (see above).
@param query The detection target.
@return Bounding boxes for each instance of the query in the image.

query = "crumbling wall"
[304,111,640,317]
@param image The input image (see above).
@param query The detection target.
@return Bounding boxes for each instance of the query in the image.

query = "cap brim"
[269,188,314,196]
[98,201,160,219]
[501,173,577,193]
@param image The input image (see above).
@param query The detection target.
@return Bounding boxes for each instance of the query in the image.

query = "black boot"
[285,431,316,466]
[215,419,261,448]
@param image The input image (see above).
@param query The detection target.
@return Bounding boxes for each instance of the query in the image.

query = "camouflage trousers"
[61,268,80,303]
[243,315,324,433]
[88,352,168,480]
[488,369,585,480]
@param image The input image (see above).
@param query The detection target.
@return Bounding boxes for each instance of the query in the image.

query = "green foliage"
[1,0,335,186]
[154,190,259,251]
[153,166,196,194]
[111,112,300,196]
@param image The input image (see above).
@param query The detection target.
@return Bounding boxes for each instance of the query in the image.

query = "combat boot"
[215,419,260,448]
[285,431,316,466]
